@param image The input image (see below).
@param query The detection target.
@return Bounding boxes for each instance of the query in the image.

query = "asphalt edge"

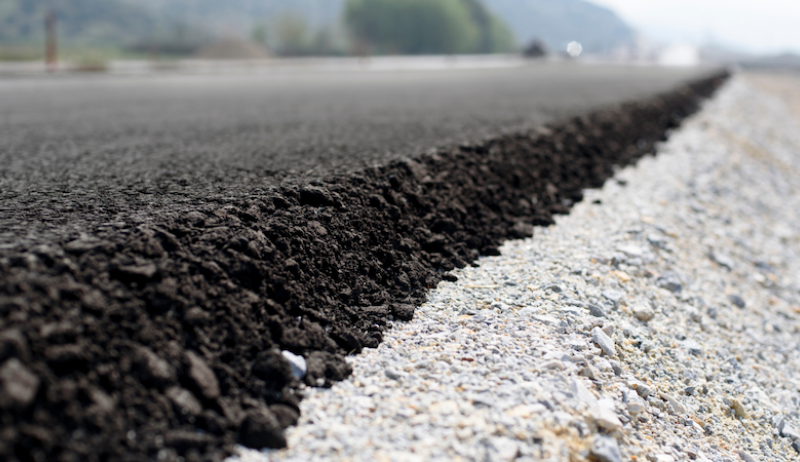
[0,70,730,462]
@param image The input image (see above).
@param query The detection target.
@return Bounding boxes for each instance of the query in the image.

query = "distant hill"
[128,0,634,53]
[483,0,635,53]
[121,0,344,32]
[0,0,154,45]
[0,0,635,56]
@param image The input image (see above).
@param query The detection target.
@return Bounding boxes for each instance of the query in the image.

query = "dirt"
[0,72,728,462]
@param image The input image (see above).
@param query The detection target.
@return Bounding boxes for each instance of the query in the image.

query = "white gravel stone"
[592,327,616,357]
[281,351,307,379]
[229,76,800,462]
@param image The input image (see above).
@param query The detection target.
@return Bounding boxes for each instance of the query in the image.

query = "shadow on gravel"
[0,72,728,462]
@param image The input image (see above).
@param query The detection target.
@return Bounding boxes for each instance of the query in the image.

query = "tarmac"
[0,61,717,248]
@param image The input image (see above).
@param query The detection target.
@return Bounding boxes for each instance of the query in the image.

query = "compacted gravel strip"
[236,75,800,462]
[0,74,725,462]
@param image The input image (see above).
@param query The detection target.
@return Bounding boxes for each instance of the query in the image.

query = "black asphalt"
[0,62,716,248]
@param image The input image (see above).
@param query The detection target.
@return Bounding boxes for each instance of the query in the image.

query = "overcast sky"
[591,0,800,55]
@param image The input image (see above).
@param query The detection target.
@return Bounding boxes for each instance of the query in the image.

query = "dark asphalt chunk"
[0,67,728,462]
[1,64,714,248]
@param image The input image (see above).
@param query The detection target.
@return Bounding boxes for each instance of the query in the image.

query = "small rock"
[780,424,800,440]
[623,390,647,415]
[709,250,734,270]
[683,340,703,356]
[571,379,598,407]
[592,327,616,357]
[590,435,622,462]
[588,304,606,318]
[617,244,644,258]
[736,450,757,462]
[385,369,404,381]
[541,360,566,371]
[134,346,176,385]
[0,328,30,362]
[602,290,624,306]
[632,305,655,322]
[186,351,220,399]
[729,294,746,309]
[660,393,687,415]
[281,351,307,379]
[730,398,748,419]
[240,409,286,449]
[792,440,800,454]
[655,455,675,462]
[580,365,602,381]
[657,272,683,293]
[0,358,40,409]
[165,386,203,416]
[183,307,211,325]
[591,399,623,431]
[486,437,520,462]
[630,381,652,398]
[269,404,300,430]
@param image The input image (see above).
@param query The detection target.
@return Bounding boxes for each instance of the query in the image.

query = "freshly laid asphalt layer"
[1,63,714,248]
[0,63,727,462]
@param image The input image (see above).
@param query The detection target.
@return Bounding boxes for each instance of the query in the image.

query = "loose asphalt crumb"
[233,75,800,462]
[0,73,725,462]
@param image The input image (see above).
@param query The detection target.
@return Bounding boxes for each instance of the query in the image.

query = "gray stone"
[683,340,704,356]
[588,304,606,318]
[623,390,647,415]
[631,381,652,398]
[729,294,746,309]
[592,327,616,357]
[281,351,307,379]
[240,408,287,449]
[709,250,734,270]
[134,346,176,385]
[781,424,800,441]
[736,450,757,462]
[632,305,655,322]
[591,399,622,431]
[602,290,624,306]
[186,351,220,399]
[590,435,622,462]
[657,272,683,293]
[165,386,203,416]
[0,358,39,410]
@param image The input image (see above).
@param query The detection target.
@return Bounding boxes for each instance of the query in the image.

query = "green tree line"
[345,0,516,55]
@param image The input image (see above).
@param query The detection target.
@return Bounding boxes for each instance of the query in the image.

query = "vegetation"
[0,0,155,46]
[345,0,516,55]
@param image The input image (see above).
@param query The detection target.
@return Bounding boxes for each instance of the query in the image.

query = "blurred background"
[0,0,798,73]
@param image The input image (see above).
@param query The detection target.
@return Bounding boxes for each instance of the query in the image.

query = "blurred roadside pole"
[45,9,58,72]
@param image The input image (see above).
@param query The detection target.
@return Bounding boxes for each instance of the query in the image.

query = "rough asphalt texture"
[0,66,726,462]
[0,64,713,248]
[243,74,800,462]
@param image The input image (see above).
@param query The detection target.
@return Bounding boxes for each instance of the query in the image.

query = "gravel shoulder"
[236,74,800,462]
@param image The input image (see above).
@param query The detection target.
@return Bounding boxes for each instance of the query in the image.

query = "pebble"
[0,358,39,409]
[591,399,623,431]
[281,351,307,379]
[632,305,655,322]
[590,435,622,462]
[230,76,800,462]
[592,327,616,357]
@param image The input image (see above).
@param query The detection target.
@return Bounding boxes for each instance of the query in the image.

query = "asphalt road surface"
[0,62,717,248]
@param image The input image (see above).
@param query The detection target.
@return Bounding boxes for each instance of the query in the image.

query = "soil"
[0,72,728,462]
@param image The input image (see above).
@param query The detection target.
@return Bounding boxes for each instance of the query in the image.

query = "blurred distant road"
[0,62,717,247]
